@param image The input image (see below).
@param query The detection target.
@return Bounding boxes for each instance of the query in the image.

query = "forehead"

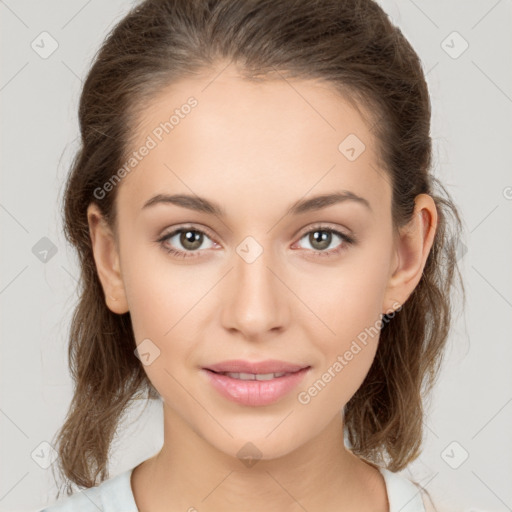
[119,67,390,217]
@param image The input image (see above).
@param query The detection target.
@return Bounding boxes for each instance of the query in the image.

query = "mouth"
[201,363,311,406]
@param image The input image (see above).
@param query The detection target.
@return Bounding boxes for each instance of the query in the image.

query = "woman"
[40,0,465,510]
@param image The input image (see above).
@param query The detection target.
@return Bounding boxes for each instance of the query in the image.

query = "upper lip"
[204,359,310,374]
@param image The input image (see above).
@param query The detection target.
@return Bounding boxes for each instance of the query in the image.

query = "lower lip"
[202,367,310,406]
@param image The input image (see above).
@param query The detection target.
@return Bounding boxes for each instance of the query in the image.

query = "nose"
[221,245,289,340]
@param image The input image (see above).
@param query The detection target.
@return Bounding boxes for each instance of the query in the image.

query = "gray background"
[1,1,511,510]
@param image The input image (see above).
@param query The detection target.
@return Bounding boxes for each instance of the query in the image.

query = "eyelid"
[158,222,353,245]
[158,223,219,243]
[295,222,354,241]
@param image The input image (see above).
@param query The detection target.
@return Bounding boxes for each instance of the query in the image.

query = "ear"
[87,203,129,314]
[382,193,438,314]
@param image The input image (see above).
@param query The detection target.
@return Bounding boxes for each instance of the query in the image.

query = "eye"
[157,223,356,260]
[293,225,355,257]
[157,225,217,259]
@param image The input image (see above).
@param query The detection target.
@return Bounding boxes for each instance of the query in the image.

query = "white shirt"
[38,465,430,511]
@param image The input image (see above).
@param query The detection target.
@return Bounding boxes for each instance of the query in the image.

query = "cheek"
[123,257,200,402]
[293,252,389,407]
[294,252,389,346]
[121,238,209,339]
[297,290,382,413]
[121,243,218,388]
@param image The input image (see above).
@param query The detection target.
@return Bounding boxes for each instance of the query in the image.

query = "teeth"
[222,372,288,380]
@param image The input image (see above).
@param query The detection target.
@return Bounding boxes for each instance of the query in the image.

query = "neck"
[131,403,387,512]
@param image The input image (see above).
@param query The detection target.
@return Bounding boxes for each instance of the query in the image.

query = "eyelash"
[156,224,356,260]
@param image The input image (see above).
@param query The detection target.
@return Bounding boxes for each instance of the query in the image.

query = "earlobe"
[382,194,437,313]
[87,203,129,314]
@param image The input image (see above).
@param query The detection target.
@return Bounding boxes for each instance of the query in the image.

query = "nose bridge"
[221,235,287,337]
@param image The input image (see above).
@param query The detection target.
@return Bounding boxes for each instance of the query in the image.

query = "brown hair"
[51,0,466,498]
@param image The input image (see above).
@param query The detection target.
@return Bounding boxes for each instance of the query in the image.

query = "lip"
[201,360,311,407]
[204,359,309,374]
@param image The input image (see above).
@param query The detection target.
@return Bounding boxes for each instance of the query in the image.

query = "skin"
[87,61,437,512]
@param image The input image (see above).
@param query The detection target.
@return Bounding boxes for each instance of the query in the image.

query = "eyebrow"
[141,190,372,216]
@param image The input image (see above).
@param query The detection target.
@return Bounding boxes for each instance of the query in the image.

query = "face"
[88,63,430,462]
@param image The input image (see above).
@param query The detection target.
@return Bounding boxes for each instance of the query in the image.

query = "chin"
[206,429,308,465]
